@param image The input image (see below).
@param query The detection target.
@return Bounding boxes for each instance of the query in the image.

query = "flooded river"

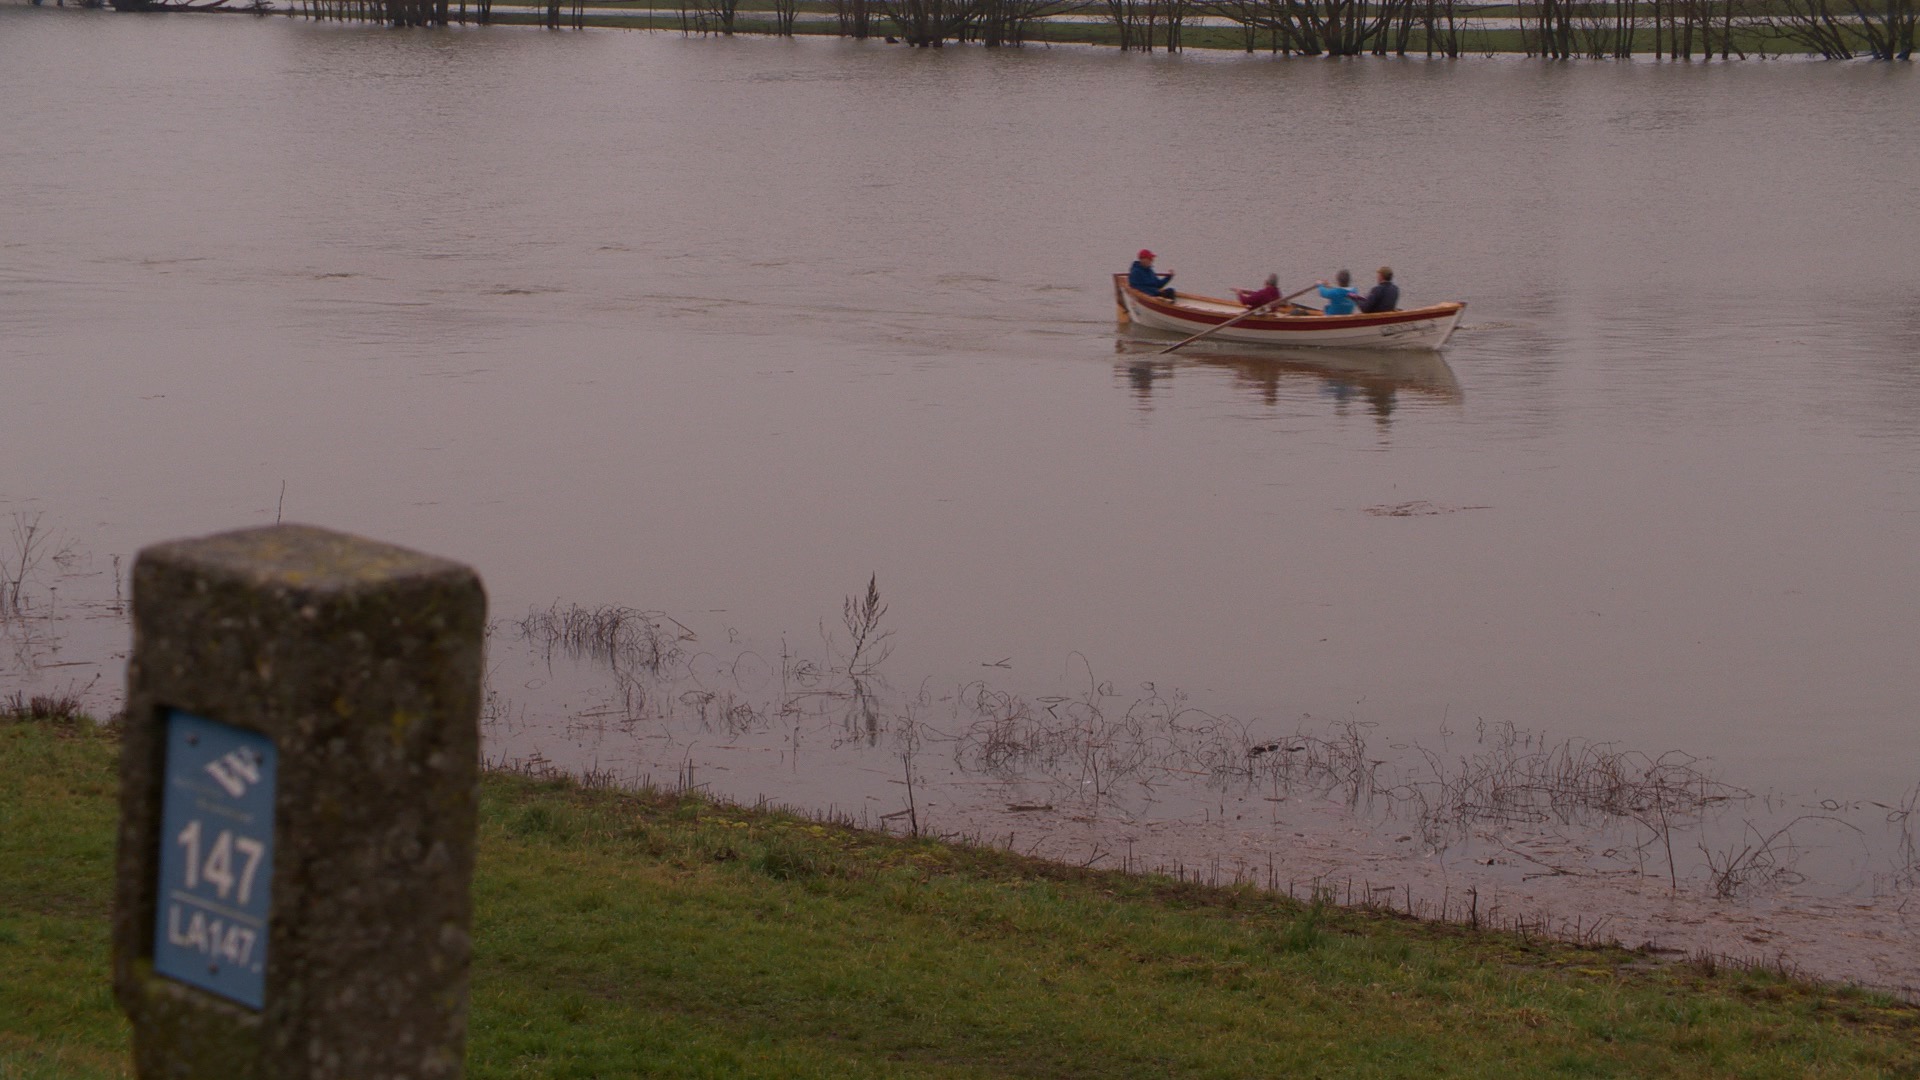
[3,8,1917,989]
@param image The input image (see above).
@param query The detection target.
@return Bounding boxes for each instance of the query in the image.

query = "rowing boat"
[1113,274,1466,351]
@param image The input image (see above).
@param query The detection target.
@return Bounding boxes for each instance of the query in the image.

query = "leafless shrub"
[1884,785,1918,890]
[1389,720,1740,849]
[1,689,88,724]
[954,680,1203,796]
[516,604,693,674]
[1698,817,1834,898]
[953,676,1388,805]
[676,687,768,737]
[486,749,563,779]
[578,763,625,790]
[841,575,894,678]
[3,513,51,620]
[893,708,924,836]
[1248,720,1382,808]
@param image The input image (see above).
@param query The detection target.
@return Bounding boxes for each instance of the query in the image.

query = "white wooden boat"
[1114,274,1466,351]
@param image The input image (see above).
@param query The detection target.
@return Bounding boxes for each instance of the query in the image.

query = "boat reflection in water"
[1115,339,1462,427]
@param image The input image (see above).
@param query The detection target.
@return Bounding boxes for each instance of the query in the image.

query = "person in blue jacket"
[1128,249,1176,300]
[1316,269,1364,315]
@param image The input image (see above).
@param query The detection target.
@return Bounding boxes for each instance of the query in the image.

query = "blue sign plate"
[152,710,277,1009]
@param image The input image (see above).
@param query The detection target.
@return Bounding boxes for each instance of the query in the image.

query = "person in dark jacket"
[1128,249,1176,299]
[1358,266,1400,313]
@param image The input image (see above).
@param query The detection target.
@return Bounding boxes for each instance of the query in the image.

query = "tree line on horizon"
[702,0,1910,59]
[273,0,1912,59]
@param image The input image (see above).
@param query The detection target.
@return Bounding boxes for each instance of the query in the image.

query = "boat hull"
[1115,275,1465,351]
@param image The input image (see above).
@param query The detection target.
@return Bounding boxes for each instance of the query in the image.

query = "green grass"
[0,711,129,1080]
[4,714,1917,1078]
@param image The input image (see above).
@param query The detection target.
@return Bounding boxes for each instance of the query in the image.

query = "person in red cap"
[1127,249,1176,300]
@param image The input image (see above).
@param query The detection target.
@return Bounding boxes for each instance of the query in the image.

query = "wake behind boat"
[1114,274,1466,351]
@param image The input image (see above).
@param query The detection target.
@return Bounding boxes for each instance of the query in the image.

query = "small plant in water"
[2,513,50,619]
[841,574,893,677]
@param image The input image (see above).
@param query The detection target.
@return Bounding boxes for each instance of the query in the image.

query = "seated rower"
[1316,269,1364,316]
[1358,266,1400,313]
[1128,249,1176,300]
[1233,274,1282,310]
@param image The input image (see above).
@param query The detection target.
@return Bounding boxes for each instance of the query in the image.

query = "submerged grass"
[4,715,1918,1078]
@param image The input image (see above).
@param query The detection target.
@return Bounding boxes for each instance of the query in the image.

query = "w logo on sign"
[205,750,263,798]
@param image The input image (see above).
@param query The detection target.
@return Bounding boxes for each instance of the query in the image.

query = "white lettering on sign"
[175,821,269,905]
[165,903,261,970]
[155,711,276,1007]
[205,748,263,798]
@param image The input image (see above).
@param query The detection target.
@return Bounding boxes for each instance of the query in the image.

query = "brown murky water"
[3,9,1917,990]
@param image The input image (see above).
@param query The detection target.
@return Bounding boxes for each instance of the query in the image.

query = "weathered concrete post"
[113,524,486,1079]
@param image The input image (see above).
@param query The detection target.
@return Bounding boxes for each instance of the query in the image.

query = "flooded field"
[2,9,1916,990]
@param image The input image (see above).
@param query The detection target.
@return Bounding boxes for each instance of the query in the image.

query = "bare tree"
[1104,0,1156,50]
[1421,0,1463,56]
[1286,0,1396,55]
[1848,0,1915,58]
[835,0,873,36]
[1198,0,1315,53]
[1520,0,1574,58]
[683,0,739,33]
[976,0,1086,44]
[874,0,982,44]
[1759,0,1858,56]
[1163,0,1193,49]
[1196,0,1266,50]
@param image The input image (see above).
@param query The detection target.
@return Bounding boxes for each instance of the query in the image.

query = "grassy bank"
[4,711,1917,1078]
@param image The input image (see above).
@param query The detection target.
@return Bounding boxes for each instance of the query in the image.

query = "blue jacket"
[1319,284,1362,316]
[1129,261,1173,292]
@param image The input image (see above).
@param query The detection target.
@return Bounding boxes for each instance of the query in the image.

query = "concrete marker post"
[113,524,486,1079]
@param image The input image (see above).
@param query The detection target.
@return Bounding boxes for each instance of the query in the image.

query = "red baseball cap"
[1138,249,1155,260]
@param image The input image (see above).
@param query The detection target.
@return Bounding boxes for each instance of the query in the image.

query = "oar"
[1157,285,1315,355]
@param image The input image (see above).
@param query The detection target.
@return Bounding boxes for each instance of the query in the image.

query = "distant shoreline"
[17,0,1906,59]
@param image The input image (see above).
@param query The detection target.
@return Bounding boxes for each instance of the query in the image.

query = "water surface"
[3,8,1917,984]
